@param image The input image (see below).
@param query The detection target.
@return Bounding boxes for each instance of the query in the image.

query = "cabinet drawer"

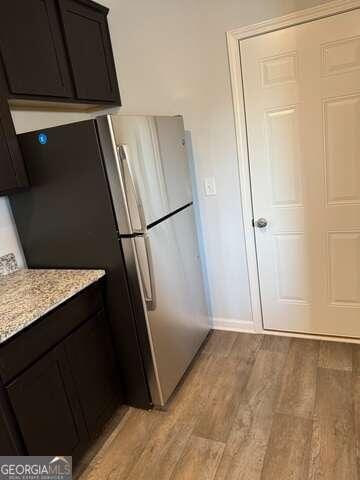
[0,282,103,384]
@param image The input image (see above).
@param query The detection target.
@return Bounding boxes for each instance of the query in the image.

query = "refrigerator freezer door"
[110,115,193,226]
[96,116,133,236]
[134,205,210,405]
[96,117,147,235]
[155,116,192,214]
[117,145,146,233]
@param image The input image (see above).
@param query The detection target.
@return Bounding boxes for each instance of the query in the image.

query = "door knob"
[255,218,268,228]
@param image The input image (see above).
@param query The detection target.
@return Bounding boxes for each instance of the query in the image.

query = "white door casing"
[229,1,360,338]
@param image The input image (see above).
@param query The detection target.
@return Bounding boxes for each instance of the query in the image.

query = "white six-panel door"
[241,9,360,337]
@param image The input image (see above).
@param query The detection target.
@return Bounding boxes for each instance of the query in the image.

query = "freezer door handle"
[117,144,147,234]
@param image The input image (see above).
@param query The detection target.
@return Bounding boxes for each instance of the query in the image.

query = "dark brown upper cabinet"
[0,0,120,194]
[0,98,28,195]
[0,0,120,107]
[0,0,72,98]
[58,0,120,103]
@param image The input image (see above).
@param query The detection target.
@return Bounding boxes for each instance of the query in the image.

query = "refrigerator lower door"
[134,205,210,406]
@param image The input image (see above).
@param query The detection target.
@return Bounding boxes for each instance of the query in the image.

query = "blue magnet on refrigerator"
[38,133,48,145]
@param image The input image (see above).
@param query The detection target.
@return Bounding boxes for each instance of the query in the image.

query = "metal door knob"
[255,218,268,228]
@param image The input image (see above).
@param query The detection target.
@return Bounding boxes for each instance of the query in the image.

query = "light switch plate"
[204,177,216,196]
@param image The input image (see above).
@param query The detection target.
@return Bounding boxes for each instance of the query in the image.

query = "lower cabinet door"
[0,412,17,455]
[6,346,87,460]
[63,311,121,438]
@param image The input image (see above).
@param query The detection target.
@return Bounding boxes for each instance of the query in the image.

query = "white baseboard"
[212,318,360,344]
[211,317,255,333]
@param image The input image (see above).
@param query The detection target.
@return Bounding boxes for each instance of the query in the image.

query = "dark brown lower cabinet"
[7,346,88,460]
[63,311,120,439]
[5,307,122,462]
[0,409,18,455]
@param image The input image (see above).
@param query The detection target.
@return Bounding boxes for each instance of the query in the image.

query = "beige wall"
[105,0,332,328]
[1,0,332,327]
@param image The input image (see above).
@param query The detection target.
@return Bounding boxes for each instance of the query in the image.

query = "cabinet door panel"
[0,98,28,195]
[59,0,120,102]
[0,120,17,193]
[0,384,23,455]
[63,311,121,437]
[7,348,87,459]
[0,413,17,455]
[0,0,72,97]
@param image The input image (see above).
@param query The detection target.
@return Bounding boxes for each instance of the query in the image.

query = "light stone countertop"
[0,268,105,344]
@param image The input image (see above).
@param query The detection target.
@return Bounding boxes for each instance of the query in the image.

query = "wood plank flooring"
[78,332,360,480]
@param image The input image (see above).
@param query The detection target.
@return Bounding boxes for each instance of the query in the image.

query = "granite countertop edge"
[17,270,107,327]
[0,269,106,345]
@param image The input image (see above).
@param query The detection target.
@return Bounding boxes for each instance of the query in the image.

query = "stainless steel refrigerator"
[10,114,210,408]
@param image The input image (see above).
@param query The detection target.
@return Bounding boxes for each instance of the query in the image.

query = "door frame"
[227,0,360,336]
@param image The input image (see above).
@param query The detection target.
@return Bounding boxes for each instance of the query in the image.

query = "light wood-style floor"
[78,331,360,480]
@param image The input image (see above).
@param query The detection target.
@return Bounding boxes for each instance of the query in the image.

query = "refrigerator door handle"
[117,144,147,234]
[144,233,157,311]
[133,234,157,311]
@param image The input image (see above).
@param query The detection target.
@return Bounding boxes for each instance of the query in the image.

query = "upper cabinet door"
[0,98,28,195]
[0,0,72,98]
[0,121,19,194]
[59,0,121,103]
